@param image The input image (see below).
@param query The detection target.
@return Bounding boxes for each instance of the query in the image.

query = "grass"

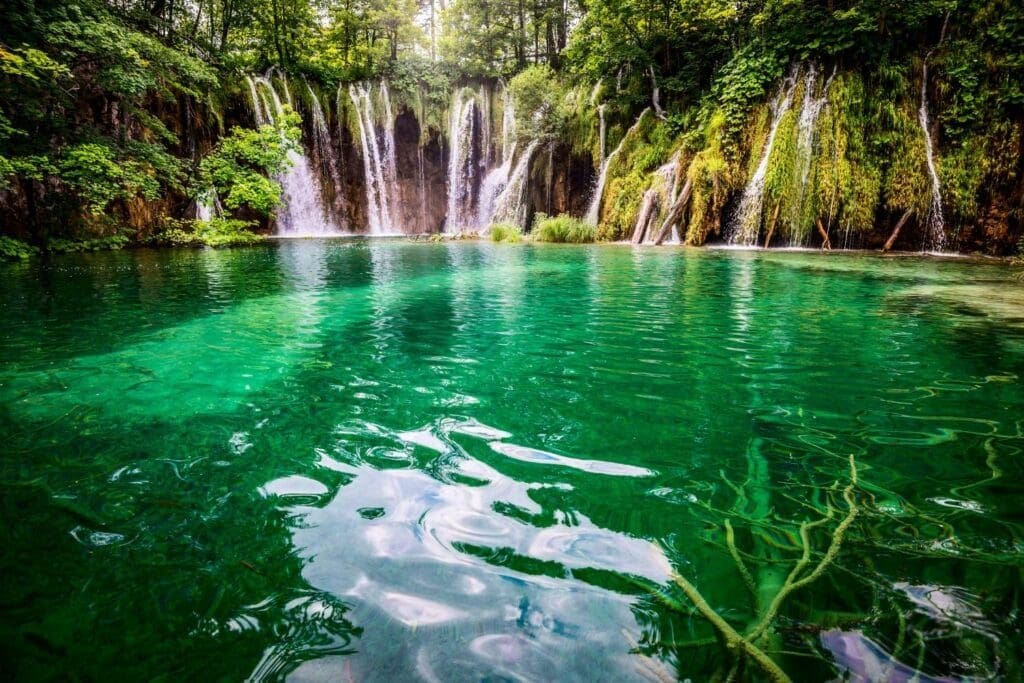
[532,214,596,243]
[489,223,522,243]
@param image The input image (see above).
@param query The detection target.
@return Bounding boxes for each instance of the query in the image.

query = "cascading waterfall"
[445,88,478,232]
[632,152,680,244]
[919,57,945,251]
[196,190,223,221]
[585,109,650,225]
[380,81,399,216]
[348,83,396,235]
[728,70,799,245]
[477,147,515,231]
[306,83,342,205]
[247,75,337,236]
[597,104,607,168]
[787,65,834,245]
[418,146,428,233]
[501,84,516,165]
[491,140,540,228]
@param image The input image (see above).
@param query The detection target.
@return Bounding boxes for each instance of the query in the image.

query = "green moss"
[152,218,263,248]
[686,111,734,245]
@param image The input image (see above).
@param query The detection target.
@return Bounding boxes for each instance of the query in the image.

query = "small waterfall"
[492,140,540,228]
[632,153,680,244]
[787,65,834,245]
[445,88,478,232]
[306,83,342,206]
[501,84,516,165]
[418,146,428,233]
[919,57,945,251]
[348,82,396,235]
[478,83,493,168]
[380,81,399,215]
[196,190,222,221]
[729,70,799,245]
[247,75,337,236]
[585,109,649,225]
[477,146,515,231]
[597,104,607,168]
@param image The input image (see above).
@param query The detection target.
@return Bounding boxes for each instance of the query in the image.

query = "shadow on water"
[1,242,1022,680]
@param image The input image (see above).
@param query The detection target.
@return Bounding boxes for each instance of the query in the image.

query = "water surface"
[2,241,1022,680]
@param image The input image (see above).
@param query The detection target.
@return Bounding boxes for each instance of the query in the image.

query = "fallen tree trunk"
[653,178,693,245]
[631,190,660,244]
[763,202,781,248]
[816,218,832,250]
[882,209,914,253]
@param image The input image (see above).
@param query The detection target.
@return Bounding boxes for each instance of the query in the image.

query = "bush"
[489,223,522,243]
[153,218,263,248]
[533,214,596,243]
[47,235,130,253]
[0,236,37,260]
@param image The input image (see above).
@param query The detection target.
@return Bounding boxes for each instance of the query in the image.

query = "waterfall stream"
[729,71,799,245]
[445,89,478,232]
[919,58,945,251]
[247,75,337,236]
[585,110,649,225]
[348,83,397,235]
[787,65,834,245]
[492,140,540,228]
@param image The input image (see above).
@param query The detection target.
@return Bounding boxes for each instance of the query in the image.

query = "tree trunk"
[653,178,693,245]
[882,209,914,252]
[762,202,781,248]
[816,218,832,250]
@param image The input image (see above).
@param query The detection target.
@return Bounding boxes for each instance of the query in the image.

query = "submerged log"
[882,209,914,253]
[816,218,832,250]
[652,178,693,245]
[763,202,781,248]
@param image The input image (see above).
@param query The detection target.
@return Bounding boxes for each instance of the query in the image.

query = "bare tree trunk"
[882,209,914,252]
[816,218,832,250]
[653,178,693,245]
[763,202,781,248]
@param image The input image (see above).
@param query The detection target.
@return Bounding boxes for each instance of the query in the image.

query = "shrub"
[47,234,130,252]
[153,218,263,248]
[533,214,595,243]
[0,236,37,260]
[489,223,522,243]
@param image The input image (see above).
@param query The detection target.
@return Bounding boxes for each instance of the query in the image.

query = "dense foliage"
[0,0,1021,251]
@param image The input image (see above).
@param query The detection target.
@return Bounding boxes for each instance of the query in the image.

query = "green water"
[2,241,1023,681]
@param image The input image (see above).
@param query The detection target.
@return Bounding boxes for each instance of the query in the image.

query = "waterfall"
[728,70,799,245]
[492,140,540,228]
[348,82,396,235]
[418,146,428,233]
[196,190,222,221]
[478,83,492,168]
[788,65,834,245]
[501,84,516,165]
[919,58,945,251]
[585,109,649,225]
[247,75,337,236]
[632,153,680,244]
[306,83,342,209]
[597,104,607,168]
[445,88,478,232]
[477,146,515,231]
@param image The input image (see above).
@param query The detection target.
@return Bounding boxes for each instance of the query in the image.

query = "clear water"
[1,242,1022,681]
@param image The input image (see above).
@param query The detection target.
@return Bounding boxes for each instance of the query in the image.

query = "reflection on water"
[1,242,1022,680]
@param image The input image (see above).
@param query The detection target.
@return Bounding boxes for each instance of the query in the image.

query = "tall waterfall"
[501,84,516,165]
[492,140,540,228]
[728,70,799,245]
[597,104,607,168]
[585,110,649,225]
[919,58,945,251]
[247,75,337,236]
[445,88,478,232]
[787,65,833,244]
[348,82,397,235]
[306,83,342,207]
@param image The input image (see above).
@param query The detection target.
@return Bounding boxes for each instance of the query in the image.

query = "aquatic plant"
[0,235,36,260]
